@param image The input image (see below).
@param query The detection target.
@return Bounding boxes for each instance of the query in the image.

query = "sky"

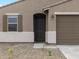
[0,0,18,6]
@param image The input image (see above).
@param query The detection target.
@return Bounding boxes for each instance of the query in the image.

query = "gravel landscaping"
[0,43,66,59]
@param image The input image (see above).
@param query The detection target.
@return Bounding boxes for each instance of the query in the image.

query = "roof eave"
[0,0,25,9]
[42,0,72,11]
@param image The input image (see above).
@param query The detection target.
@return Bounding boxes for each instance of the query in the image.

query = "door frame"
[55,12,79,45]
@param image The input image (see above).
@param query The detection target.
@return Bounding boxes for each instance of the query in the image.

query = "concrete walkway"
[58,45,79,59]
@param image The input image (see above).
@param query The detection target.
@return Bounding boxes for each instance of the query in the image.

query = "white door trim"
[55,12,79,15]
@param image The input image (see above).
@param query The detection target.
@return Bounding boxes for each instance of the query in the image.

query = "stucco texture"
[0,0,61,32]
[48,0,79,31]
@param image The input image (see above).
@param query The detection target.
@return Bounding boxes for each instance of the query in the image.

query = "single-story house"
[0,0,79,45]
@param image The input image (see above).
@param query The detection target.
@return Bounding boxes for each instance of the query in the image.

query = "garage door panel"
[57,39,79,45]
[57,29,72,32]
[57,36,72,40]
[58,39,79,42]
[57,15,79,44]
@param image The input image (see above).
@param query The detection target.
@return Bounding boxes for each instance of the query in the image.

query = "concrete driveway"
[57,45,79,59]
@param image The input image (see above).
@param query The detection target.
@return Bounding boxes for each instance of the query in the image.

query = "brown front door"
[34,13,46,43]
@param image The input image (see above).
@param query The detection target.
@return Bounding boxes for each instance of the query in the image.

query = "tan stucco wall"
[0,0,60,32]
[48,0,79,31]
[0,0,79,32]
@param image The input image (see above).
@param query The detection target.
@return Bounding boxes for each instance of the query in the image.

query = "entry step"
[33,43,57,48]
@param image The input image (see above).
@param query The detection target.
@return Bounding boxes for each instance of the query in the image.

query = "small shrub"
[48,49,52,56]
[8,48,13,59]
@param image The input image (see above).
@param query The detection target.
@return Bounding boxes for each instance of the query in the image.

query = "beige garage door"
[57,15,79,45]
